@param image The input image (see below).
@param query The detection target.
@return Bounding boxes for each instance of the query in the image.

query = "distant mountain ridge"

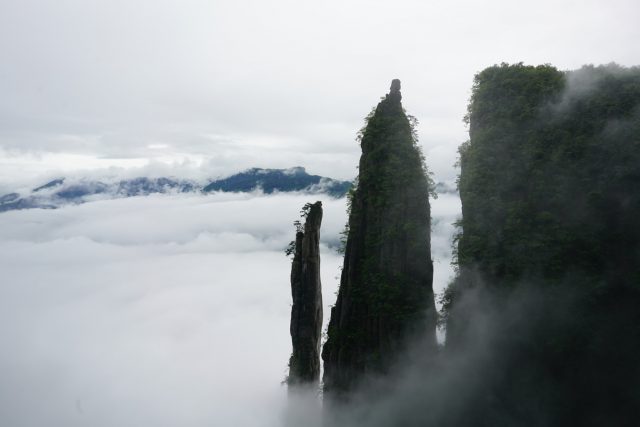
[202,167,351,197]
[0,167,352,213]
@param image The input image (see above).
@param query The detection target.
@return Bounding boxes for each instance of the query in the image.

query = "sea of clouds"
[0,190,459,426]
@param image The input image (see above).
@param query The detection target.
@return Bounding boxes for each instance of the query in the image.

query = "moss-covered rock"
[322,80,437,397]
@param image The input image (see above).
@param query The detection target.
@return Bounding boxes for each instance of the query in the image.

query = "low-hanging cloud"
[0,193,345,427]
[0,190,460,426]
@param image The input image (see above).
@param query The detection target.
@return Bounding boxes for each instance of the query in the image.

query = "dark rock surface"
[288,201,324,386]
[445,63,640,426]
[322,80,437,397]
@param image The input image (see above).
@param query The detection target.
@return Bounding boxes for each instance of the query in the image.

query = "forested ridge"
[445,63,640,426]
[286,65,640,427]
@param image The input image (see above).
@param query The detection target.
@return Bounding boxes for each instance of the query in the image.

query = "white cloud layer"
[0,191,458,426]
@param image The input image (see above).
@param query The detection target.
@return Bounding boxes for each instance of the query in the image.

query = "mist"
[1,0,637,424]
[0,189,460,426]
[0,193,343,426]
[317,63,640,427]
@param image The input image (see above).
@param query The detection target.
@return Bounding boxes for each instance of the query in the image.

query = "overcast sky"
[1,2,638,424]
[1,0,639,187]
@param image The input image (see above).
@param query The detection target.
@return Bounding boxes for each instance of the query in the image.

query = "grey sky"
[1,0,639,185]
[1,3,637,424]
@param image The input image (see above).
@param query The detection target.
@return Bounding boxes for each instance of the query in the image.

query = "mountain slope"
[0,168,352,213]
[203,167,350,197]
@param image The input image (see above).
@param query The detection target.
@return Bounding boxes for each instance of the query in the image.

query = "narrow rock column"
[288,201,323,387]
[322,80,437,397]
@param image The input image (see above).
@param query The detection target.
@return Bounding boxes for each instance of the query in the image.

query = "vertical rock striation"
[322,80,437,397]
[288,201,323,387]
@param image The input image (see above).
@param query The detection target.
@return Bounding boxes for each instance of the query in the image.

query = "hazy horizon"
[2,0,639,188]
[1,0,639,425]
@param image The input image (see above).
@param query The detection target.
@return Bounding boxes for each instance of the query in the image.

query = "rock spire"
[287,201,323,387]
[322,80,437,397]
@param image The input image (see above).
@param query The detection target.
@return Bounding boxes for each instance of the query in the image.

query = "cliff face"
[445,64,640,425]
[322,80,437,396]
[288,201,323,386]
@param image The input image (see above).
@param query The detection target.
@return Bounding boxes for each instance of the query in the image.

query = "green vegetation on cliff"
[322,80,437,397]
[455,63,640,285]
[287,202,323,387]
[445,63,640,426]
